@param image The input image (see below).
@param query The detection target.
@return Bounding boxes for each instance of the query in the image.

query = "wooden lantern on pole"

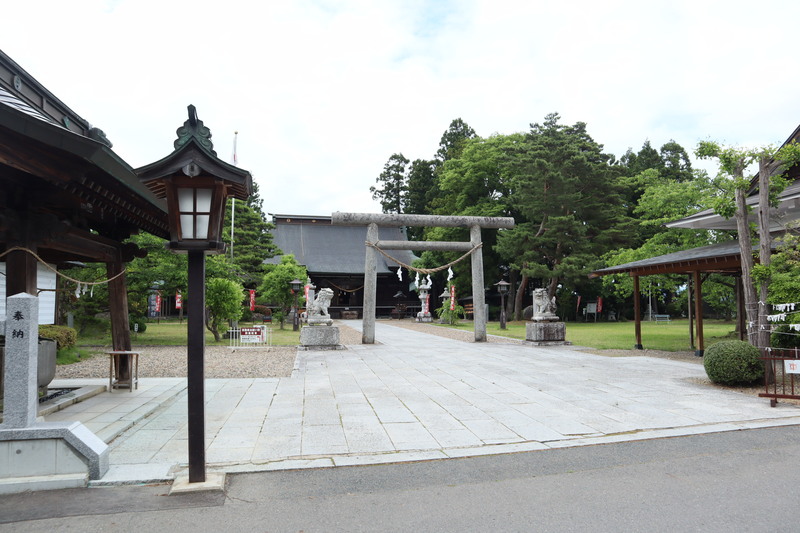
[136,105,252,483]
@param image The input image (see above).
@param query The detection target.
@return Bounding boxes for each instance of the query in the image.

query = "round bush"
[704,340,764,385]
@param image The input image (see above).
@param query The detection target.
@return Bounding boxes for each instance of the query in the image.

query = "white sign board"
[240,326,267,344]
[784,359,800,374]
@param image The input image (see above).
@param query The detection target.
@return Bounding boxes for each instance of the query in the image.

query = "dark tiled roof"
[0,85,60,126]
[267,222,418,275]
[590,240,747,277]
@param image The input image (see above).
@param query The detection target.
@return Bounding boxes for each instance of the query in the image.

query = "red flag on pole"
[175,290,182,310]
[249,289,256,311]
[450,286,456,311]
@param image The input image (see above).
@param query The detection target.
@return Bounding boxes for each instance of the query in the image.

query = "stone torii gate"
[332,212,516,343]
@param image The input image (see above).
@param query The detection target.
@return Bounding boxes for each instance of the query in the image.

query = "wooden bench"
[654,314,671,323]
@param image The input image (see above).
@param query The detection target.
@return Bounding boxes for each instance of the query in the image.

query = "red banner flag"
[450,285,456,311]
[175,290,182,310]
[597,297,603,314]
[249,289,256,311]
[155,291,162,313]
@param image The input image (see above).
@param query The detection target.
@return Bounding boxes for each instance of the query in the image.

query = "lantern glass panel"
[178,188,194,212]
[195,215,210,239]
[180,214,194,239]
[196,188,212,212]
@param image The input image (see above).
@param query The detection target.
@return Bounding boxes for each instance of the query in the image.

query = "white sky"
[3,0,800,216]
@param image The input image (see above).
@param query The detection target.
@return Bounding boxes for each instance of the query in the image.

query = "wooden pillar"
[362,223,378,344]
[470,225,486,342]
[687,274,694,349]
[6,247,37,297]
[693,270,704,357]
[187,249,206,483]
[107,260,132,380]
[633,275,643,349]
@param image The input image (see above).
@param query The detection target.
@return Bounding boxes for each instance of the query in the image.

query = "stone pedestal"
[525,321,568,345]
[300,325,343,350]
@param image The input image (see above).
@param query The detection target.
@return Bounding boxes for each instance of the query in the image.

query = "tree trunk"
[513,272,529,321]
[734,186,758,345]
[756,157,772,350]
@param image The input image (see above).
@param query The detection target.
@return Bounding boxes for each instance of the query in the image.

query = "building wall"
[0,263,57,324]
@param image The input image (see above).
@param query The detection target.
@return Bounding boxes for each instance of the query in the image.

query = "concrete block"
[5,439,56,477]
[300,325,341,347]
[525,321,567,345]
[56,440,88,475]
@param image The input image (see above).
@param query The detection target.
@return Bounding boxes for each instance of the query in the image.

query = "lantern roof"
[135,105,252,200]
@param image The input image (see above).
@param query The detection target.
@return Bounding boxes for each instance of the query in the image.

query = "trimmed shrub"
[771,325,800,349]
[704,340,764,385]
[38,325,78,350]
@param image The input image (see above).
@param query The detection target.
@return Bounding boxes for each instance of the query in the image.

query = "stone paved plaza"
[43,320,800,485]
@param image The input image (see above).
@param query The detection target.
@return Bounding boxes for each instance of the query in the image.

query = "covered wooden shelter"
[0,50,169,357]
[590,241,751,356]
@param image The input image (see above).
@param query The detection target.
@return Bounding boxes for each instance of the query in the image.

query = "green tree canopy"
[258,255,308,329]
[205,277,244,341]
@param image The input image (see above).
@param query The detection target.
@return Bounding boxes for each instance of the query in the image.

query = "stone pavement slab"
[44,321,800,486]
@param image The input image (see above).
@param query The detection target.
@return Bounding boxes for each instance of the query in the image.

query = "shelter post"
[693,270,704,357]
[107,259,132,381]
[633,275,643,349]
[6,238,37,297]
[470,225,487,342]
[362,223,378,344]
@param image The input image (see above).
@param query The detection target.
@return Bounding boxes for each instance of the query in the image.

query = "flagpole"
[231,131,238,261]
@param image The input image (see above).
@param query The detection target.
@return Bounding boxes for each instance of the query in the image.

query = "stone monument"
[0,293,109,492]
[300,288,343,349]
[525,288,568,345]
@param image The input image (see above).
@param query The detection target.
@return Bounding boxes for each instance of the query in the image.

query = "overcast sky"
[4,1,800,217]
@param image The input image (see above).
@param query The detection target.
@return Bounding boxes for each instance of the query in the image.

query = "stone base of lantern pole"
[416,312,432,323]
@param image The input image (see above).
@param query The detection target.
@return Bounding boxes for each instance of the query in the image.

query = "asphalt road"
[3,425,800,532]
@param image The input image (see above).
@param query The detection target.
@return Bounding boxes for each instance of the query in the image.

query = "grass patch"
[432,319,738,351]
[77,319,302,347]
[56,346,93,365]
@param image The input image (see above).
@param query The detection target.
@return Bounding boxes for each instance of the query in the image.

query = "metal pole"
[363,223,378,343]
[470,225,487,342]
[187,249,206,483]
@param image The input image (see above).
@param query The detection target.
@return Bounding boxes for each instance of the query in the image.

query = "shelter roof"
[266,215,417,275]
[0,49,169,263]
[589,240,748,278]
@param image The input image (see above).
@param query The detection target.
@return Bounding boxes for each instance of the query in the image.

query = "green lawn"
[434,319,738,351]
[77,320,302,347]
[77,317,738,352]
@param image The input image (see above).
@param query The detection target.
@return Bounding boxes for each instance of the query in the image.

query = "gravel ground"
[56,322,365,380]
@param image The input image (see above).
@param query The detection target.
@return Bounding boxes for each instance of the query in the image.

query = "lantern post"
[136,105,252,483]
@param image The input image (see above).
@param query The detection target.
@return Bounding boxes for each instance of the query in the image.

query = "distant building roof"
[266,214,417,275]
[667,123,800,231]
